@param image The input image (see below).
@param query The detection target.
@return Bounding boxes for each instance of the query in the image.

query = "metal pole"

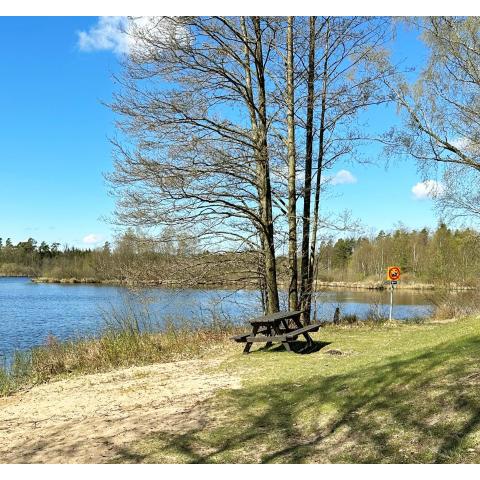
[389,284,393,321]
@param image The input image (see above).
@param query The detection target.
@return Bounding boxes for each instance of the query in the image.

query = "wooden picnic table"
[231,310,322,354]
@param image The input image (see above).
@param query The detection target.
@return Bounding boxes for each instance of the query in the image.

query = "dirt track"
[0,359,240,463]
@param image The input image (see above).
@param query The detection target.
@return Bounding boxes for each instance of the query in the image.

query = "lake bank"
[30,276,478,291]
[1,315,479,463]
[314,280,476,291]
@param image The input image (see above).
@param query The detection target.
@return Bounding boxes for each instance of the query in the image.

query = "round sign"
[387,266,401,281]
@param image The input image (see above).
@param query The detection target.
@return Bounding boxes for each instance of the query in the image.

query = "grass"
[111,315,480,464]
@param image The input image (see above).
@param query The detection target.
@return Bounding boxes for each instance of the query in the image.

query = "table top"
[249,310,303,325]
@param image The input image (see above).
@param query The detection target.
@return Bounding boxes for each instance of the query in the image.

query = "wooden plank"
[249,310,303,325]
[245,335,288,342]
[231,328,268,342]
[231,333,251,342]
[285,323,322,339]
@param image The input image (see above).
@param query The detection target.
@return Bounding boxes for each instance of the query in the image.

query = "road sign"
[387,266,401,321]
[387,266,401,282]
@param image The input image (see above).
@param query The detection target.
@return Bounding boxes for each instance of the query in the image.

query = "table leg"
[265,325,273,348]
[281,319,290,332]
[292,315,313,348]
[303,332,313,347]
[271,320,292,353]
[243,325,259,354]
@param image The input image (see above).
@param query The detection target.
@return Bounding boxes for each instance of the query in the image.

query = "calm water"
[0,277,433,359]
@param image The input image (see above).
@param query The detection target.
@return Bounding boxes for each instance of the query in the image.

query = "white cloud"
[450,136,479,156]
[77,16,187,56]
[451,137,470,151]
[77,17,131,55]
[411,180,445,200]
[330,170,357,186]
[83,233,104,245]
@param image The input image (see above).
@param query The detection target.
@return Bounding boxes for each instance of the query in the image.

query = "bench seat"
[231,328,268,342]
[285,323,321,339]
[245,334,288,342]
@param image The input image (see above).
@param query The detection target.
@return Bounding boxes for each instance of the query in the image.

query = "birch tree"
[298,16,392,322]
[385,17,480,222]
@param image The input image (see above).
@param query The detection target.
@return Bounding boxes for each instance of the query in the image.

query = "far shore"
[21,276,478,291]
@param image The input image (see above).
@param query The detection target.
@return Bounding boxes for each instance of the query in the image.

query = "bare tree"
[298,16,393,322]
[108,16,392,319]
[299,16,316,319]
[286,16,298,310]
[108,17,286,312]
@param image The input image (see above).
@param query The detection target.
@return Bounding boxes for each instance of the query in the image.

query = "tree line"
[0,230,266,286]
[0,236,108,278]
[317,223,480,286]
[3,222,480,287]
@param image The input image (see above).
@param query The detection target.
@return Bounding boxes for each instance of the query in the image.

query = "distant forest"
[316,224,480,285]
[1,223,480,287]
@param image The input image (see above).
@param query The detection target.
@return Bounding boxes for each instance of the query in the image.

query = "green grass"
[113,316,480,464]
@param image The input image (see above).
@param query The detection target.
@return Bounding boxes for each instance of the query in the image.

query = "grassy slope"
[115,316,480,464]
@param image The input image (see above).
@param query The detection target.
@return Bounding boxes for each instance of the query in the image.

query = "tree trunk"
[240,17,270,314]
[252,16,280,313]
[286,16,298,311]
[300,16,316,322]
[305,18,330,324]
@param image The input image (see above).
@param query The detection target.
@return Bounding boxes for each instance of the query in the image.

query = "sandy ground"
[0,359,240,463]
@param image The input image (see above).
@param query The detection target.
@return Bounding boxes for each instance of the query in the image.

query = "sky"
[0,17,446,249]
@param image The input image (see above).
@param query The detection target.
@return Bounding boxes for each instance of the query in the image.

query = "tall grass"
[428,291,480,319]
[0,299,241,397]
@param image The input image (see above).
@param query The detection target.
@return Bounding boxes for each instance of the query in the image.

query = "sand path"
[0,359,239,463]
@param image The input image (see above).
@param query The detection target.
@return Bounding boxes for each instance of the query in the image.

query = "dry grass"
[0,304,241,397]
[429,291,480,320]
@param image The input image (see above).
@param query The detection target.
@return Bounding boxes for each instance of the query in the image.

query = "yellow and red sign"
[387,266,401,282]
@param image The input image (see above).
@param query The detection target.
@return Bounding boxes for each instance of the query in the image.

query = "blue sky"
[0,17,444,248]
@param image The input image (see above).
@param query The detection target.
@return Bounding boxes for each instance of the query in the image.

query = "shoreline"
[26,276,477,291]
[314,281,476,291]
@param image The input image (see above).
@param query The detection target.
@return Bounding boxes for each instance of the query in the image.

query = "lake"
[0,276,434,360]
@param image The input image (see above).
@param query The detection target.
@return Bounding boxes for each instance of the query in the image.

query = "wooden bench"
[231,328,268,342]
[285,323,321,339]
[231,310,322,353]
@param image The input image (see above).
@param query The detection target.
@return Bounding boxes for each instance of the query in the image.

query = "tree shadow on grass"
[113,334,480,464]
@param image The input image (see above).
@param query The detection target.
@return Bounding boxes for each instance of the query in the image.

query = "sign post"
[389,284,394,321]
[386,266,401,321]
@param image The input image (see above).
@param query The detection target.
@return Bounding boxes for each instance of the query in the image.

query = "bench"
[231,328,268,342]
[285,323,321,339]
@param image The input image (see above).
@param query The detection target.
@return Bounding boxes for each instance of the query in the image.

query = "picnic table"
[231,310,322,354]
